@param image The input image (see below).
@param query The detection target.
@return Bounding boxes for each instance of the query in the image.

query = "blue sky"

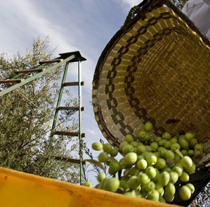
[0,0,142,183]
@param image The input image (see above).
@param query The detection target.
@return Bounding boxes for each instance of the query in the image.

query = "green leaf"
[107,157,118,163]
[84,159,104,170]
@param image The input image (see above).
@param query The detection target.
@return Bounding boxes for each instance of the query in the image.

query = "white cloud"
[120,0,141,7]
[121,0,143,7]
[87,129,96,135]
[4,0,78,52]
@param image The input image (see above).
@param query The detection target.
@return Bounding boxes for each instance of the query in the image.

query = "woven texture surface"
[92,0,210,155]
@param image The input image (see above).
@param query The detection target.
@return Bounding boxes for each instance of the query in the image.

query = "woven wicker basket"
[92,0,210,166]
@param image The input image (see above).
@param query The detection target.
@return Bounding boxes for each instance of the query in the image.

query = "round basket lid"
[92,0,210,154]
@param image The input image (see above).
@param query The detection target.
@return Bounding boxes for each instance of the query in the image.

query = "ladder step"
[57,106,85,111]
[39,59,63,64]
[15,68,46,74]
[53,131,86,137]
[63,81,85,86]
[0,79,25,83]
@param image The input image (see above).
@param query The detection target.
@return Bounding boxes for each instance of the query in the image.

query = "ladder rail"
[51,62,69,133]
[78,60,84,185]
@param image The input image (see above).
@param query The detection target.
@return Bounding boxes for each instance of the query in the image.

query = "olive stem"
[175,149,183,158]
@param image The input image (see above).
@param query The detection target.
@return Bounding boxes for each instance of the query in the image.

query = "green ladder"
[0,51,87,184]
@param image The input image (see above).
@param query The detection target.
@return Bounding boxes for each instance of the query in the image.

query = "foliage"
[0,36,80,183]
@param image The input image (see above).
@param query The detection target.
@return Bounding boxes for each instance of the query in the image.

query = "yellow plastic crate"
[0,167,181,207]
